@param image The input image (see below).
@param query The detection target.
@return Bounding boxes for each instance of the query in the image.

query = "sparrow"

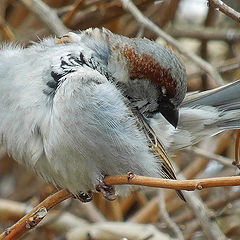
[56,30,240,153]
[0,28,187,201]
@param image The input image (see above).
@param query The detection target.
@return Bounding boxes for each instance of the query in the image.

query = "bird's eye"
[161,86,167,96]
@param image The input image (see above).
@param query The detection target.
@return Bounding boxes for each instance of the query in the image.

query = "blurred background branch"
[0,0,240,239]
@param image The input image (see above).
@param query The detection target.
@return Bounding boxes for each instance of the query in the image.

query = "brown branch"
[67,0,155,30]
[128,132,233,223]
[0,15,15,41]
[187,147,233,167]
[19,0,69,35]
[188,58,240,79]
[121,0,224,86]
[233,130,240,168]
[104,174,240,191]
[208,0,240,23]
[0,189,71,240]
[174,190,240,224]
[0,199,26,221]
[170,28,240,42]
[62,0,84,25]
[2,171,240,239]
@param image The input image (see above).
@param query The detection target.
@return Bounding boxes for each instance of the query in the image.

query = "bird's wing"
[182,79,240,109]
[134,111,185,201]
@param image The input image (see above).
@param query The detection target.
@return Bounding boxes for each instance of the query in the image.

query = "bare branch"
[0,190,71,240]
[19,0,69,35]
[184,191,227,240]
[233,130,240,168]
[2,170,240,239]
[0,16,15,41]
[104,174,240,191]
[174,190,240,224]
[208,0,240,23]
[121,0,224,86]
[187,147,233,167]
[159,190,184,240]
[170,27,240,42]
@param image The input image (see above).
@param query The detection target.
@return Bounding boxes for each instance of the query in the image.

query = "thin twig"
[184,194,227,240]
[188,57,240,79]
[2,173,240,238]
[170,27,240,42]
[173,190,240,224]
[0,15,15,41]
[128,133,233,223]
[104,174,240,190]
[233,130,240,168]
[208,0,240,23]
[19,0,69,35]
[63,0,84,25]
[121,0,224,86]
[158,190,184,240]
[187,147,233,167]
[0,190,71,240]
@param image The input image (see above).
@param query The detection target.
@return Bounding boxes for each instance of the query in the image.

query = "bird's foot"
[56,33,74,44]
[76,191,93,202]
[96,181,117,201]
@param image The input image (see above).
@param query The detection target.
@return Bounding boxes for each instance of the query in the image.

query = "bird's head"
[107,32,187,128]
[57,28,187,128]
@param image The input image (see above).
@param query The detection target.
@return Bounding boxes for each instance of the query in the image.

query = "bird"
[0,28,187,201]
[1,28,239,202]
[55,30,240,154]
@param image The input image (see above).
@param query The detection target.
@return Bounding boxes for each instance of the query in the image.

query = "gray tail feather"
[182,80,240,129]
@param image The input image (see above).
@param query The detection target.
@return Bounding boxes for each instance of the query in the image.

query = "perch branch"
[2,173,240,239]
[104,174,240,190]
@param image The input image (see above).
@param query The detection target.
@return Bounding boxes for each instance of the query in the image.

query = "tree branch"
[121,0,224,86]
[159,190,184,240]
[2,173,240,239]
[0,190,71,240]
[208,0,240,23]
[19,0,69,35]
[104,174,240,190]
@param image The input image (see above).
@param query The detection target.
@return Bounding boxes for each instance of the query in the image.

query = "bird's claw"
[96,182,117,201]
[76,191,93,202]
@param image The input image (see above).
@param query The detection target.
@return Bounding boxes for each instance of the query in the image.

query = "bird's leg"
[96,179,117,201]
[76,190,93,202]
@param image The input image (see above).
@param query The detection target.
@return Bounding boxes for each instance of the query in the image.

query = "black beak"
[159,100,179,128]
